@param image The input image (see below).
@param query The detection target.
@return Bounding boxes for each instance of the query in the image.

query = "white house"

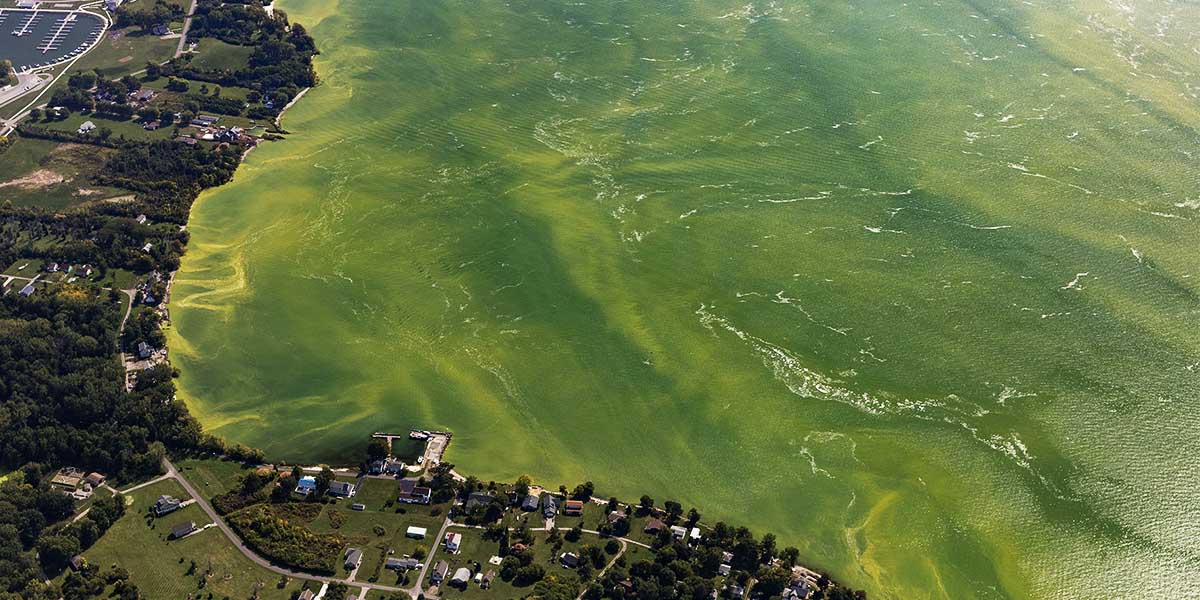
[78,121,96,134]
[406,526,427,539]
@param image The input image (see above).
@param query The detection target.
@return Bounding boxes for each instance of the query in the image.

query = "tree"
[639,495,654,512]
[758,533,777,562]
[572,481,594,500]
[514,475,531,497]
[514,564,545,586]
[315,467,334,495]
[664,500,683,523]
[37,534,80,569]
[366,440,388,461]
[687,507,702,527]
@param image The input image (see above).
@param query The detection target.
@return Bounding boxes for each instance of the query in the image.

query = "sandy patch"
[0,169,64,190]
[118,56,133,63]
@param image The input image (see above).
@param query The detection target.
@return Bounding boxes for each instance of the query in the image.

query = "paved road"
[408,516,453,597]
[162,458,413,597]
[174,0,198,57]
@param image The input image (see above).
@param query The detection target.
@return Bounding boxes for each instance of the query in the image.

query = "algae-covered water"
[169,0,1200,597]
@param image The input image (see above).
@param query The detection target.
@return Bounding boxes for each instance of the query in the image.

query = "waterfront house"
[344,548,362,570]
[521,494,539,511]
[295,475,317,494]
[465,491,494,511]
[783,579,812,599]
[169,521,196,539]
[431,561,449,584]
[444,532,462,553]
[563,499,584,516]
[406,526,427,539]
[328,480,356,497]
[643,518,666,534]
[542,493,558,518]
[153,495,181,516]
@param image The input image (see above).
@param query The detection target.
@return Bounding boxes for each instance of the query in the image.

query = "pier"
[11,9,41,37]
[37,13,75,54]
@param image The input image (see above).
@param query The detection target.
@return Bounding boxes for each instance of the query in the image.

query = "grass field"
[169,0,1200,598]
[0,137,122,210]
[83,479,308,600]
[174,457,254,499]
[189,38,255,72]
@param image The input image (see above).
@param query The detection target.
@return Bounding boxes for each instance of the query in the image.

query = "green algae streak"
[169,0,1200,597]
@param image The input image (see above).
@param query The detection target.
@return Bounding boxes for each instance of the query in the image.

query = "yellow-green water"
[169,0,1200,597]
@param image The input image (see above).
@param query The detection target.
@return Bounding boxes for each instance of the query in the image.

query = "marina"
[0,8,103,71]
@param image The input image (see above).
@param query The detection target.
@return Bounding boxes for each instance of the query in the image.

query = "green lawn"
[190,38,255,72]
[174,457,254,499]
[428,527,592,600]
[39,112,176,142]
[143,76,255,103]
[74,27,178,80]
[83,479,308,600]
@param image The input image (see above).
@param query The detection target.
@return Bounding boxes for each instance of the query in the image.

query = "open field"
[169,0,1200,598]
[0,137,121,209]
[174,456,253,498]
[189,38,254,72]
[82,478,308,600]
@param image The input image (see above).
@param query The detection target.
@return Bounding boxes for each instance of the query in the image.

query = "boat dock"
[37,13,75,54]
[12,9,41,37]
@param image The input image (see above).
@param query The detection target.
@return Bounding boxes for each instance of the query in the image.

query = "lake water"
[169,0,1200,597]
[0,9,103,71]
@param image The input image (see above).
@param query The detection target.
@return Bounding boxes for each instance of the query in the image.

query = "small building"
[521,494,539,511]
[464,491,494,511]
[137,341,153,360]
[169,521,196,539]
[343,547,362,570]
[563,499,584,516]
[481,570,496,589]
[143,121,161,131]
[295,475,317,495]
[133,88,154,103]
[444,532,462,553]
[50,467,84,489]
[721,551,733,563]
[104,0,120,11]
[559,552,579,568]
[151,24,170,36]
[328,480,356,497]
[69,555,87,571]
[729,584,745,599]
[19,283,34,297]
[153,495,181,517]
[78,121,96,134]
[16,0,38,8]
[450,567,471,588]
[46,262,60,273]
[644,518,666,534]
[135,214,148,224]
[369,457,404,475]
[718,563,732,576]
[430,560,449,584]
[84,472,106,487]
[297,590,315,600]
[542,493,558,518]
[406,526,427,539]
[350,503,365,511]
[607,509,627,524]
[671,525,688,539]
[783,579,812,600]
[142,242,153,253]
[689,527,702,542]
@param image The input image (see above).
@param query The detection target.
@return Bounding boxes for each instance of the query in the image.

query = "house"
[295,475,317,494]
[69,555,87,571]
[521,494,539,511]
[718,563,732,576]
[509,542,527,555]
[104,0,120,11]
[542,493,558,518]
[670,525,688,539]
[643,518,666,534]
[16,0,38,8]
[464,491,494,511]
[450,567,471,588]
[297,590,315,600]
[783,579,812,600]
[350,503,365,511]
[406,526,427,539]
[607,510,627,524]
[559,552,579,568]
[135,214,148,225]
[137,341,153,360]
[431,560,449,584]
[46,262,59,272]
[444,532,462,553]
[19,283,34,297]
[176,136,198,145]
[721,551,733,563]
[563,500,584,516]
[191,114,219,127]
[729,584,745,599]
[481,570,496,589]
[385,557,420,571]
[153,495,181,516]
[133,88,155,103]
[369,457,404,475]
[84,472,105,487]
[80,265,94,277]
[343,548,362,570]
[78,121,96,134]
[169,521,196,539]
[151,24,170,36]
[143,121,160,131]
[396,480,431,504]
[142,243,153,253]
[50,467,84,488]
[689,527,702,542]
[328,480,356,497]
